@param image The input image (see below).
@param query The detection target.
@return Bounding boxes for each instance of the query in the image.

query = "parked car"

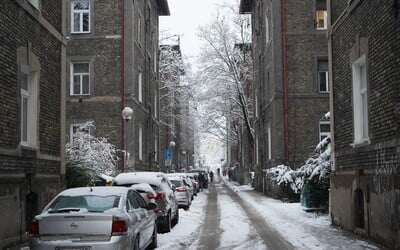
[29,186,157,250]
[130,183,157,204]
[167,177,191,210]
[189,169,209,189]
[186,172,200,194]
[114,172,179,233]
[167,173,195,199]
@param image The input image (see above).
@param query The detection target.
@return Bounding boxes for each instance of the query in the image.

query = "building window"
[316,0,327,30]
[154,137,158,161]
[255,136,259,164]
[255,90,259,118]
[153,49,157,72]
[138,71,143,102]
[154,90,157,118]
[71,62,90,95]
[138,16,142,46]
[265,16,270,43]
[268,124,272,160]
[317,59,329,92]
[71,1,90,33]
[20,66,38,147]
[70,123,90,142]
[352,54,369,144]
[138,127,143,161]
[319,121,330,141]
[27,0,40,10]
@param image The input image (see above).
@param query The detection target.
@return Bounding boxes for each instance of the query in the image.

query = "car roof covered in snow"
[57,186,129,196]
[130,183,155,192]
[114,172,167,186]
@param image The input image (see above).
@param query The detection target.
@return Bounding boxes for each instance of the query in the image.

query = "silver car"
[168,177,191,210]
[29,186,158,250]
[114,172,179,233]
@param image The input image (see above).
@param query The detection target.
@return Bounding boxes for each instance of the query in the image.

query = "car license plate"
[55,247,91,250]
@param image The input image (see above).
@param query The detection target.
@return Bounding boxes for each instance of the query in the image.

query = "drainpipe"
[120,0,125,172]
[281,0,289,163]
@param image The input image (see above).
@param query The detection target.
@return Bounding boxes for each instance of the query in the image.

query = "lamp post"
[169,141,175,171]
[121,107,133,173]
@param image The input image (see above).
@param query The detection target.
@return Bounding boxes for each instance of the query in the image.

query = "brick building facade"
[240,0,330,195]
[329,1,400,248]
[66,0,169,173]
[159,44,194,172]
[0,0,66,247]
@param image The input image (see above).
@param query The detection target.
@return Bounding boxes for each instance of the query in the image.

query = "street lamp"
[122,107,133,121]
[121,107,133,173]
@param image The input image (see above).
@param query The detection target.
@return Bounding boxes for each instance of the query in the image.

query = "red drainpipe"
[281,0,289,163]
[120,0,125,172]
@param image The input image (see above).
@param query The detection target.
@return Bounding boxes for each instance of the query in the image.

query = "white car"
[167,173,195,199]
[29,186,157,250]
[114,172,179,233]
[167,177,191,210]
[130,183,157,204]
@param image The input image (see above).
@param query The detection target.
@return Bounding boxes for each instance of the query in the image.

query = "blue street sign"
[165,150,172,160]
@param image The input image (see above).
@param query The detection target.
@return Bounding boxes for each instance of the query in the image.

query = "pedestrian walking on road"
[209,171,214,182]
[199,173,206,191]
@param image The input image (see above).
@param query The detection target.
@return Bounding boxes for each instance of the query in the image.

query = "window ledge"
[350,139,370,148]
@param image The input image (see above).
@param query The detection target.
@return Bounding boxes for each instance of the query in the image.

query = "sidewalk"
[224,178,384,250]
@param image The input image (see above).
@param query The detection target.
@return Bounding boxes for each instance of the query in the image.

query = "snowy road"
[158,177,292,249]
[156,176,383,250]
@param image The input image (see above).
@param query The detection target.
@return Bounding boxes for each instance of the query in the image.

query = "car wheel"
[164,212,171,233]
[172,207,179,226]
[133,236,140,250]
[148,225,158,249]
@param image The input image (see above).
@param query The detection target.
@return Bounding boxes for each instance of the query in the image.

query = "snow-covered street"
[156,176,383,250]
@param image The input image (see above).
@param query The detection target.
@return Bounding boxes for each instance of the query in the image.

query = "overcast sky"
[160,0,225,59]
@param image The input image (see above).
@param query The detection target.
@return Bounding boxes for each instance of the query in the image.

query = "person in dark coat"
[198,173,206,191]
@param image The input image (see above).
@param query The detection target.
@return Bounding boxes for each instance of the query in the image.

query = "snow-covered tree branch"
[195,2,254,148]
[66,121,119,181]
[266,113,331,193]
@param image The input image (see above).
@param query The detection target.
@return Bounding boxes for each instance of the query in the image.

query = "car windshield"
[48,195,120,213]
[170,180,182,187]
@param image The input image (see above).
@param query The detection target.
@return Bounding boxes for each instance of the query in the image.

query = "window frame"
[265,16,270,44]
[71,0,91,34]
[268,124,272,160]
[255,136,259,164]
[137,15,142,46]
[70,62,90,96]
[318,71,329,92]
[319,120,330,142]
[138,71,143,102]
[315,0,327,30]
[316,10,327,30]
[70,123,91,142]
[352,54,369,144]
[154,90,157,118]
[19,65,38,148]
[138,126,143,161]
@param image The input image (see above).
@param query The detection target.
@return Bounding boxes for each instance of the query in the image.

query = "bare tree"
[196,3,254,148]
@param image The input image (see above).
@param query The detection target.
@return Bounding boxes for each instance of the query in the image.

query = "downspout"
[120,0,125,172]
[281,0,289,163]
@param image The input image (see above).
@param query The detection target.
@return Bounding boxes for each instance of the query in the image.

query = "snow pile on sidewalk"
[226,181,380,250]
